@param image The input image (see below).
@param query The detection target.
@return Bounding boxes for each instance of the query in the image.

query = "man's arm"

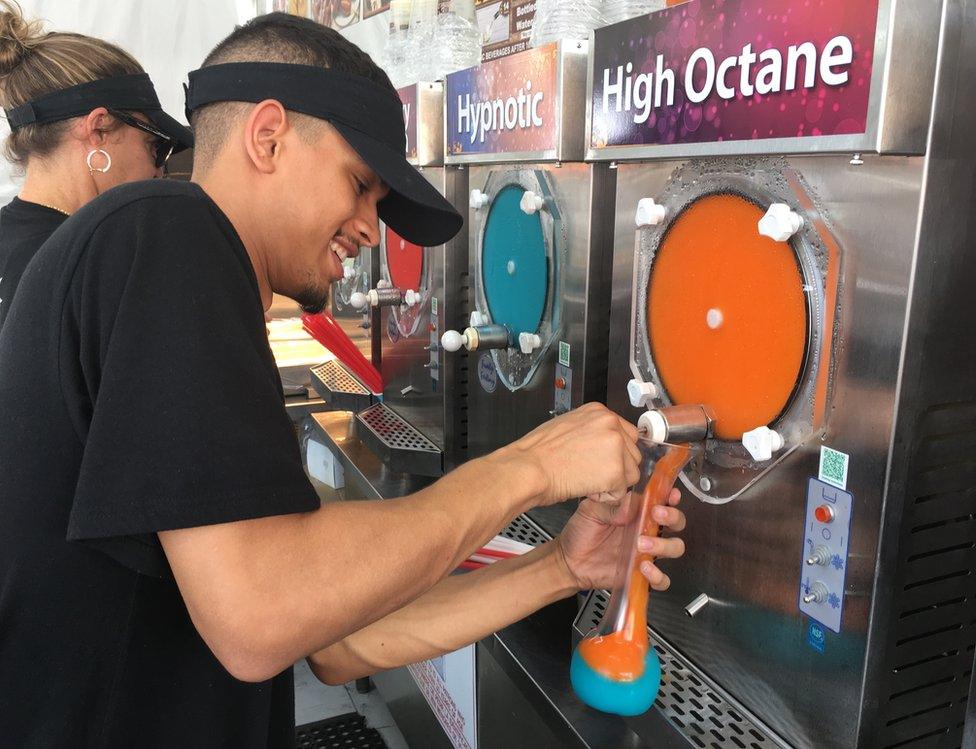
[306,489,687,685]
[160,404,641,683]
[308,543,574,685]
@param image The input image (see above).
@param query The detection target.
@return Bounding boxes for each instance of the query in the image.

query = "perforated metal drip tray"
[499,513,551,547]
[310,360,376,413]
[296,712,386,749]
[573,591,787,749]
[355,403,443,477]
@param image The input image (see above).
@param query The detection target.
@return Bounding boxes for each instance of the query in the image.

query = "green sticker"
[819,446,849,490]
[558,341,571,367]
[431,297,438,316]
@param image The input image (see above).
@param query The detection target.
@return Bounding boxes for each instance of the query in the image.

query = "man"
[0,13,686,747]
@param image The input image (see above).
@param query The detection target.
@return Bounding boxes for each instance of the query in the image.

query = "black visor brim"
[333,122,463,248]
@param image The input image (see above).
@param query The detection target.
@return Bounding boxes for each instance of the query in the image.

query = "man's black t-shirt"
[0,180,321,747]
[0,197,68,331]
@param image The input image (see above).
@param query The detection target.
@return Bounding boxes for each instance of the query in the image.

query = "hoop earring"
[86,148,112,174]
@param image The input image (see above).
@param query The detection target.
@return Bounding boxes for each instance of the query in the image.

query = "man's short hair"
[191,12,396,173]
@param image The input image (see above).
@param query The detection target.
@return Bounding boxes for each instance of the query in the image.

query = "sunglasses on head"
[107,108,176,169]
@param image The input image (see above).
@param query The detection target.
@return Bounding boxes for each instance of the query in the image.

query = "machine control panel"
[553,364,572,416]
[799,478,853,633]
[428,315,440,382]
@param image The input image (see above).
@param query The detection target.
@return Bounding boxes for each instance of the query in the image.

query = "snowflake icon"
[828,593,841,609]
[831,554,844,571]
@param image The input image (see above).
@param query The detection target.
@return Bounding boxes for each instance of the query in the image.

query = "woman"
[0,0,192,331]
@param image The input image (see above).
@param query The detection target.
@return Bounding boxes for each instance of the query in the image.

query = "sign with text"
[590,0,880,149]
[397,84,418,160]
[446,42,558,158]
[407,645,477,749]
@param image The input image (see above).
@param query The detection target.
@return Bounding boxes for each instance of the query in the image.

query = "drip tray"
[296,713,387,749]
[572,591,787,748]
[355,403,443,477]
[310,360,376,413]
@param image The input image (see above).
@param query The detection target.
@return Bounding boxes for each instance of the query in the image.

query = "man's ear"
[242,99,290,175]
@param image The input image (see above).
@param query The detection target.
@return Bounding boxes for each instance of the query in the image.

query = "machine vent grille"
[574,591,786,749]
[356,403,440,452]
[499,514,550,547]
[311,360,370,395]
[878,401,976,749]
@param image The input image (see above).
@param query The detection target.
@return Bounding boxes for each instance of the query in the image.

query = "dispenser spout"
[638,404,715,444]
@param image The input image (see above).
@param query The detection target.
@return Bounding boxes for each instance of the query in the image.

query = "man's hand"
[553,488,686,592]
[498,403,642,507]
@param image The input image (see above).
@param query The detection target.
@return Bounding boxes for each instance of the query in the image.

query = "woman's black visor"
[4,73,193,155]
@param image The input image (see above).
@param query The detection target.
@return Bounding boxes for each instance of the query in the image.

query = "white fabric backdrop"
[0,0,255,203]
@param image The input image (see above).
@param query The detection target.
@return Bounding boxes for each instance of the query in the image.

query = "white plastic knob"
[403,289,421,306]
[519,190,544,215]
[470,189,489,209]
[758,203,803,242]
[441,330,468,352]
[741,426,785,462]
[638,410,668,444]
[627,378,658,408]
[518,332,542,354]
[469,310,487,327]
[635,198,667,227]
[350,291,369,310]
[343,265,356,280]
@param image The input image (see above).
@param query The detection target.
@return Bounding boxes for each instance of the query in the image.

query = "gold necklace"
[33,201,71,216]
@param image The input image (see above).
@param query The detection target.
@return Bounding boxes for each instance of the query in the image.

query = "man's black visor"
[4,73,193,155]
[184,62,463,247]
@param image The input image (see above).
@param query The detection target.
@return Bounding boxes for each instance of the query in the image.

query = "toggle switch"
[635,197,667,227]
[758,203,803,242]
[802,581,830,605]
[806,546,831,566]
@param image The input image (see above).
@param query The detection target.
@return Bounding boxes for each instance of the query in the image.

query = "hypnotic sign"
[590,0,880,148]
[446,42,558,157]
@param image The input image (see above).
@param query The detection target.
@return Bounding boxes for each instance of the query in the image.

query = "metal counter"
[309,411,692,748]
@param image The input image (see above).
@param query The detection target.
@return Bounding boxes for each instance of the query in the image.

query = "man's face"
[266,123,388,314]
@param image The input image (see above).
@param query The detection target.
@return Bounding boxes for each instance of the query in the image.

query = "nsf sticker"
[558,341,571,367]
[819,446,850,490]
[807,620,826,654]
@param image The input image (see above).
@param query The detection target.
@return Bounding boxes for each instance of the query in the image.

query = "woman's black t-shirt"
[0,180,321,747]
[0,197,68,332]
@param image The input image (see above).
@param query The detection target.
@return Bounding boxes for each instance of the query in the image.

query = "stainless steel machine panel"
[377,165,469,471]
[459,161,615,459]
[608,153,926,749]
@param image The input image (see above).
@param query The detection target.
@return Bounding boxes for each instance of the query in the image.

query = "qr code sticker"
[819,446,849,490]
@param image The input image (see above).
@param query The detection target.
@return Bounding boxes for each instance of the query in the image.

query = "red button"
[555,377,567,390]
[814,505,835,523]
